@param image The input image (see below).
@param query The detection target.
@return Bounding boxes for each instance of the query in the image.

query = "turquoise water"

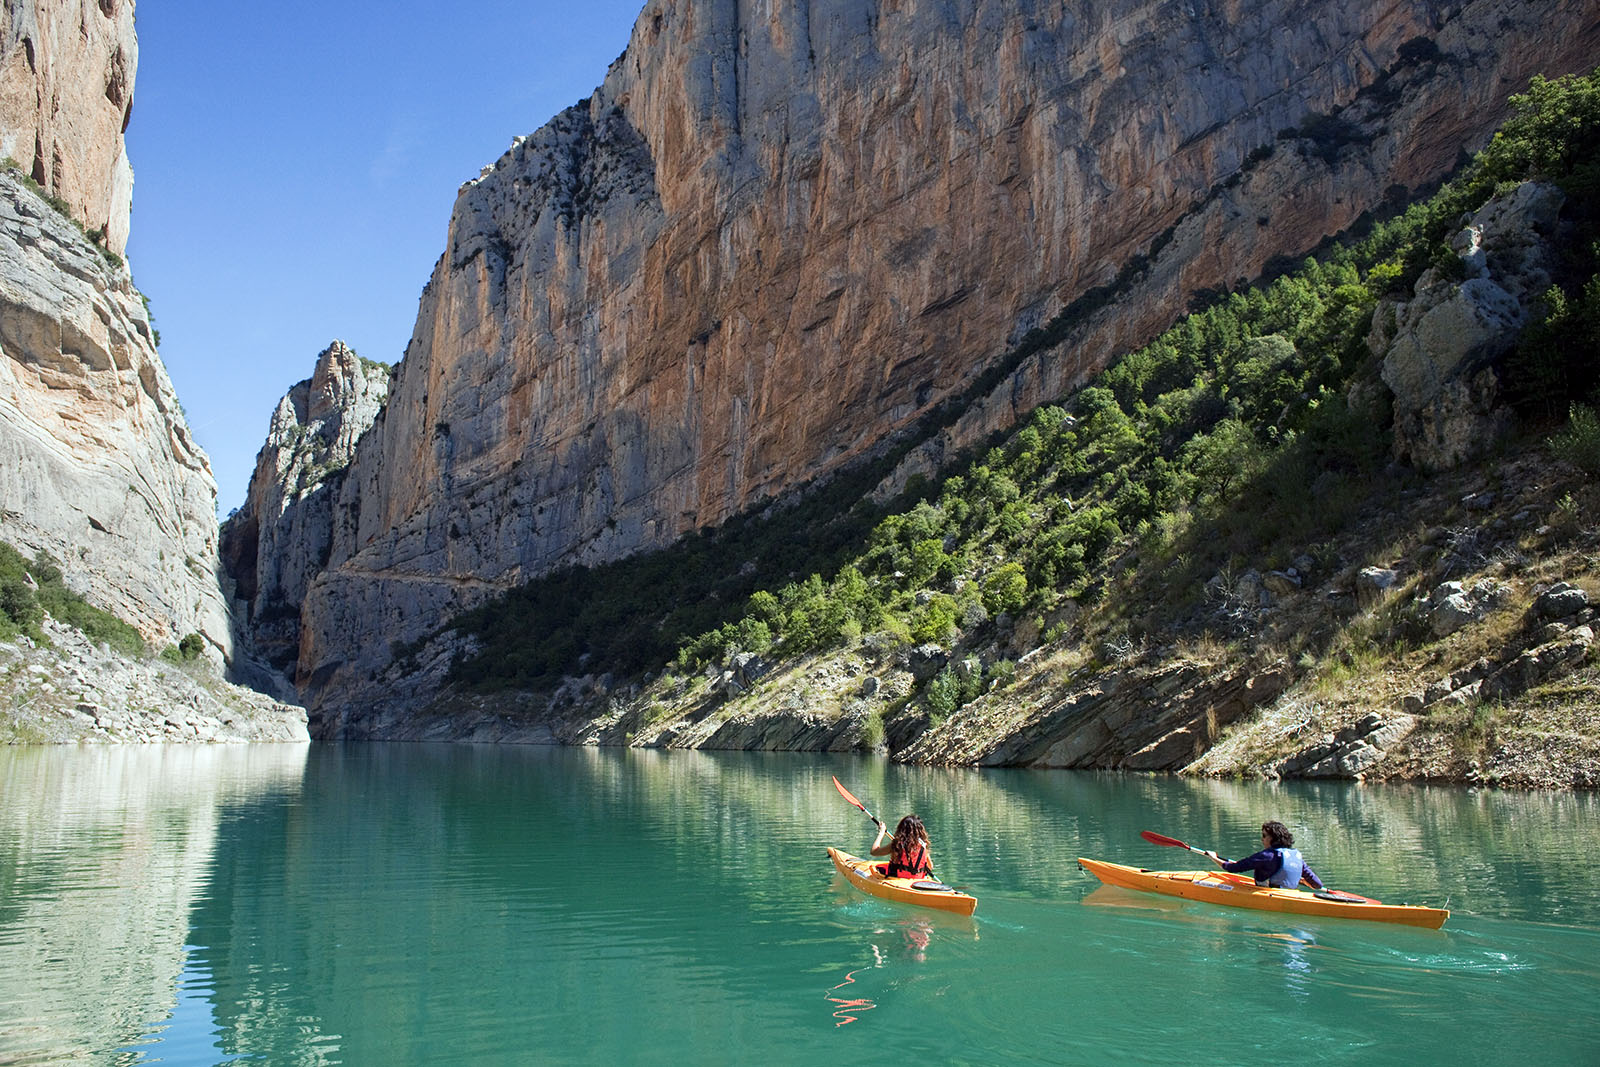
[1,744,1596,1064]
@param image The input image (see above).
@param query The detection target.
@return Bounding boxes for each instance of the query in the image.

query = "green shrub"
[981,563,1029,615]
[0,541,145,656]
[1476,70,1600,197]
[1550,403,1600,473]
[925,667,961,717]
[910,595,959,645]
[859,708,886,750]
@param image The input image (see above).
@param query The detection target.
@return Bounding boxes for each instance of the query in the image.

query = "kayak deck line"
[827,847,978,916]
[1077,858,1449,929]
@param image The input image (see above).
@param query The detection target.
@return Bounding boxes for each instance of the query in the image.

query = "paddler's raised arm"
[870,818,892,856]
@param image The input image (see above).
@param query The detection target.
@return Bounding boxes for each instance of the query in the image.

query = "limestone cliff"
[0,168,231,654]
[290,0,1600,717]
[0,0,135,255]
[221,341,388,677]
[0,0,232,660]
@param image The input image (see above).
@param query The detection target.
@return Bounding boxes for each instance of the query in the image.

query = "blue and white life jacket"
[1264,847,1305,888]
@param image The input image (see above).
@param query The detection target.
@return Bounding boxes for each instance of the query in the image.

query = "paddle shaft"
[831,776,882,828]
[1141,830,1228,865]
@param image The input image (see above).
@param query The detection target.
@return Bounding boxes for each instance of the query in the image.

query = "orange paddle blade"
[1140,830,1191,849]
[832,776,867,812]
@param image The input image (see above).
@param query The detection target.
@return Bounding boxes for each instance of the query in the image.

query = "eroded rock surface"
[0,0,136,254]
[284,0,1600,723]
[0,168,231,656]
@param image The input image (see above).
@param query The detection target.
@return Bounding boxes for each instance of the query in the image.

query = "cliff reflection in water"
[0,744,309,1064]
[4,746,1597,1063]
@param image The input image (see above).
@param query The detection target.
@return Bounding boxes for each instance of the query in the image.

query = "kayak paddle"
[1140,829,1226,864]
[832,776,883,830]
[1140,829,1375,901]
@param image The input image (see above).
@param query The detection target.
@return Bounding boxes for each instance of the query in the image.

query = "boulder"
[1534,582,1589,621]
[1377,182,1565,471]
[901,644,950,683]
[1355,567,1402,610]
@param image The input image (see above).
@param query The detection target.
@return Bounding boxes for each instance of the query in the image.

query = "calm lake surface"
[2,743,1596,1064]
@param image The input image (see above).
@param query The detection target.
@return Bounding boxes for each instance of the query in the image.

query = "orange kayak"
[828,847,977,916]
[1077,858,1448,929]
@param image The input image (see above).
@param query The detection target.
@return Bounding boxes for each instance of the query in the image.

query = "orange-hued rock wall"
[293,0,1600,716]
[0,0,136,254]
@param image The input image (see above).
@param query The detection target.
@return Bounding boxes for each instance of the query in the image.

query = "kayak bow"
[1077,858,1448,929]
[828,847,977,916]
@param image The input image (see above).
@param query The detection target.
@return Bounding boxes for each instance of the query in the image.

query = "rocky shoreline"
[0,616,308,745]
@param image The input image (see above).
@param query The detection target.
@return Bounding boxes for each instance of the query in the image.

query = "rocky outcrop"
[0,614,308,743]
[284,0,1600,724]
[0,0,136,255]
[0,167,232,656]
[1377,181,1567,470]
[899,658,1292,770]
[220,341,387,675]
[1275,712,1419,779]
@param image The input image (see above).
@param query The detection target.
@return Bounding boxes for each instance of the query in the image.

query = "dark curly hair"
[893,814,929,860]
[1261,820,1294,849]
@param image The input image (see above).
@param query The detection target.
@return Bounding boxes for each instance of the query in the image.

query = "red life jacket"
[887,840,931,879]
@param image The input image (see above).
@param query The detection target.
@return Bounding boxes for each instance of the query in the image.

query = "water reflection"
[0,745,308,1065]
[2,746,1597,1062]
[824,967,877,1026]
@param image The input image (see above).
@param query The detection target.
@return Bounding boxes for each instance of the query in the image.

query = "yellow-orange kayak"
[828,847,977,916]
[1077,858,1448,929]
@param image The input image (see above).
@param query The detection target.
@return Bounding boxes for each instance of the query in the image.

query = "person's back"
[872,813,933,878]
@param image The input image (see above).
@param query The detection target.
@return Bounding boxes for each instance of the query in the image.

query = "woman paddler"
[871,813,934,880]
[1203,820,1325,890]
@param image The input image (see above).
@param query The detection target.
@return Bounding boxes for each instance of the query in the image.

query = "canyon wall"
[278,0,1600,719]
[0,0,135,255]
[0,0,234,658]
[221,341,388,677]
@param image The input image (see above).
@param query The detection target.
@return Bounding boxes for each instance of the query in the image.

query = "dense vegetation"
[445,69,1600,702]
[0,541,146,657]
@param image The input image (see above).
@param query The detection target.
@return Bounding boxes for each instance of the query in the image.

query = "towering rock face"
[0,170,230,652]
[0,0,136,256]
[293,0,1600,718]
[221,341,388,676]
[0,0,231,658]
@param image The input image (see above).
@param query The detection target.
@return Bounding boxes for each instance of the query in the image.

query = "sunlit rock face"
[0,168,231,654]
[295,0,1600,717]
[0,0,136,255]
[0,0,229,658]
[1377,181,1565,471]
[221,341,389,676]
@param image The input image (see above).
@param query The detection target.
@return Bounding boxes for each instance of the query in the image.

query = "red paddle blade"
[1140,830,1190,849]
[832,776,867,812]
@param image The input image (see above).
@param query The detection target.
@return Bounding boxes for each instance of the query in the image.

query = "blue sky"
[125,2,646,515]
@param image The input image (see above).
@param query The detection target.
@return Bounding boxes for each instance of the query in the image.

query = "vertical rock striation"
[0,0,136,255]
[292,0,1600,721]
[0,169,230,653]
